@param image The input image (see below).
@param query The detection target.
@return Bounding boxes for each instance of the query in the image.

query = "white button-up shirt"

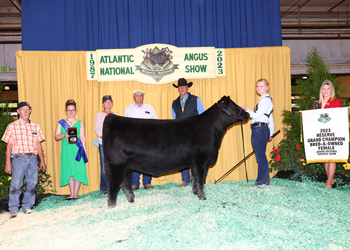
[246,94,274,136]
[124,102,158,119]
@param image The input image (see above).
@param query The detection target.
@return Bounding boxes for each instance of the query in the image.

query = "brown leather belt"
[23,153,34,155]
[251,122,268,127]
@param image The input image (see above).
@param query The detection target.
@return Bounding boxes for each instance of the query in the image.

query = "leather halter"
[216,101,243,120]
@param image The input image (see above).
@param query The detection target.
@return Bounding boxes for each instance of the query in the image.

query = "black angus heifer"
[103,96,250,208]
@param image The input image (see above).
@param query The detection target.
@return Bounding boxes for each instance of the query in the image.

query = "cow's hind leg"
[122,167,135,203]
[107,163,125,208]
[191,167,199,195]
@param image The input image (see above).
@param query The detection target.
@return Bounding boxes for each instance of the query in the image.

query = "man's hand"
[36,141,46,172]
[5,162,12,175]
[39,161,46,173]
[5,143,13,175]
[37,153,46,172]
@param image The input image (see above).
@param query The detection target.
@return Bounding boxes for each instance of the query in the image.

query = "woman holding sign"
[241,79,274,186]
[55,99,88,199]
[313,80,342,189]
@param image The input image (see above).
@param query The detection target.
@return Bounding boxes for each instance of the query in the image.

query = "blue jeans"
[251,126,270,185]
[98,144,108,193]
[181,169,191,185]
[9,154,38,213]
[132,171,152,187]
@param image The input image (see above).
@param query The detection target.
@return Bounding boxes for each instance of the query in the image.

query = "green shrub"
[0,86,54,200]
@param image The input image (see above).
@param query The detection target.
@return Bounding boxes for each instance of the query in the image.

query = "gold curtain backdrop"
[15,47,291,195]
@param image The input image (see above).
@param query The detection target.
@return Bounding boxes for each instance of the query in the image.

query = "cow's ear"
[220,96,226,104]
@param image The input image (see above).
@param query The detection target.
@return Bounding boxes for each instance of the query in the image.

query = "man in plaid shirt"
[2,102,46,219]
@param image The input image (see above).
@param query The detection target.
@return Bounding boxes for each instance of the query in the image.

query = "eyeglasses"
[67,109,76,112]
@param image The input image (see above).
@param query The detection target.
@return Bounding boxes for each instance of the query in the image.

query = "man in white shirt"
[124,90,158,190]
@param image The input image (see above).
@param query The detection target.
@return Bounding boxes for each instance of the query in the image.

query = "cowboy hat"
[172,78,193,88]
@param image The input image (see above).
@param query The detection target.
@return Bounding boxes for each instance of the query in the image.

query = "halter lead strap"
[215,101,248,182]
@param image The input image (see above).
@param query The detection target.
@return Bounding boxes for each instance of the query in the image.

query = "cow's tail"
[103,143,110,177]
[104,154,110,177]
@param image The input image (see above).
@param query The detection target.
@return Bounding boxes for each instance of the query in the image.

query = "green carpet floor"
[1,178,349,249]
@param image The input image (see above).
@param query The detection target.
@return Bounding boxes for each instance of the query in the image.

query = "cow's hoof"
[125,194,135,203]
[199,196,207,200]
[108,203,116,209]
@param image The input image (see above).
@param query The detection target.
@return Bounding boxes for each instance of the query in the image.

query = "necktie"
[181,97,185,112]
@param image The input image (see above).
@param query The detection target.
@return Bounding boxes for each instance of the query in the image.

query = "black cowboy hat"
[172,78,193,88]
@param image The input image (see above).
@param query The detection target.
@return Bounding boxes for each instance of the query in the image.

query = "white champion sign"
[302,107,349,164]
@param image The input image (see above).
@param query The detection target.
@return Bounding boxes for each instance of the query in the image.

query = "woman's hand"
[268,136,272,142]
[240,105,248,111]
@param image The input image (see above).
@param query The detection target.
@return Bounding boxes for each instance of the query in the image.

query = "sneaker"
[255,184,269,188]
[10,212,18,219]
[24,209,32,214]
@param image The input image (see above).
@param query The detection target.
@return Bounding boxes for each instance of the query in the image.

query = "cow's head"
[216,96,250,122]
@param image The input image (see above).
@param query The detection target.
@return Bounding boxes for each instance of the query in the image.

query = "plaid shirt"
[2,118,45,155]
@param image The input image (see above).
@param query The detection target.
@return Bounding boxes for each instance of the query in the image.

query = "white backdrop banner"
[302,107,349,164]
[86,43,225,84]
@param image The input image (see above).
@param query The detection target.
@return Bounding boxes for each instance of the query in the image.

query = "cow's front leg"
[122,167,135,203]
[196,165,208,200]
[108,164,124,208]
